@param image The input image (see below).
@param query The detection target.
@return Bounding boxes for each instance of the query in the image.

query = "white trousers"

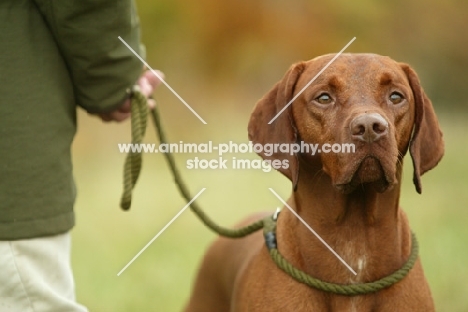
[0,232,88,312]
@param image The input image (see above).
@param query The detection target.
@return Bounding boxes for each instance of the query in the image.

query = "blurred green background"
[71,1,468,311]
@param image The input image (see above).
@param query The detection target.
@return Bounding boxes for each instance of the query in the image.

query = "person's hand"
[99,70,164,122]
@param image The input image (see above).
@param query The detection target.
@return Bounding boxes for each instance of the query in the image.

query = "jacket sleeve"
[33,0,145,113]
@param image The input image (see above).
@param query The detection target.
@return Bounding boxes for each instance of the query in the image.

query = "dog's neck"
[281,159,412,283]
[293,163,402,227]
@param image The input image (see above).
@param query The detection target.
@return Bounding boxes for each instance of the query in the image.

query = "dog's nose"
[350,113,388,143]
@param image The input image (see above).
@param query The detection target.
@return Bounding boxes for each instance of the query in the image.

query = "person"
[0,1,162,310]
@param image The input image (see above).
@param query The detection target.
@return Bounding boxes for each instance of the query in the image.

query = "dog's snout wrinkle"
[350,113,388,143]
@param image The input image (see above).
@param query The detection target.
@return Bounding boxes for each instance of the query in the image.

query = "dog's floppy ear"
[248,62,305,190]
[401,64,444,194]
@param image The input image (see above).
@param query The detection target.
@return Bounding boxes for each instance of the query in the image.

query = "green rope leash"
[150,104,264,238]
[120,89,419,295]
[120,88,263,237]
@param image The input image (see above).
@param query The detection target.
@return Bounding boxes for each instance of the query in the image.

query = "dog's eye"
[315,93,333,105]
[389,92,404,104]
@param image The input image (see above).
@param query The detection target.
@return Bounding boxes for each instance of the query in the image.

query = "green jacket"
[0,0,144,240]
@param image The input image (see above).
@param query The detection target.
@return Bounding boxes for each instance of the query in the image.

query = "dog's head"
[248,53,444,193]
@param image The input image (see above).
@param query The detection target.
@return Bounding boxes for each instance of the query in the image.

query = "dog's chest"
[341,242,367,282]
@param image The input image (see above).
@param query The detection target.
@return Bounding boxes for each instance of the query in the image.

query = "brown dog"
[184,53,443,311]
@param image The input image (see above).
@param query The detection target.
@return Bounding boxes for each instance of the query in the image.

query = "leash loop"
[120,86,148,210]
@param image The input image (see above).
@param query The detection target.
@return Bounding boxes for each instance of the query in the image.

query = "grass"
[71,108,468,311]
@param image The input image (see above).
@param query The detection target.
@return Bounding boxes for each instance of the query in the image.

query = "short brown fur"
[185,54,443,311]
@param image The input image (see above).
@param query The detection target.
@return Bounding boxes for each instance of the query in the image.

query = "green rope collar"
[120,89,419,296]
[263,214,419,296]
